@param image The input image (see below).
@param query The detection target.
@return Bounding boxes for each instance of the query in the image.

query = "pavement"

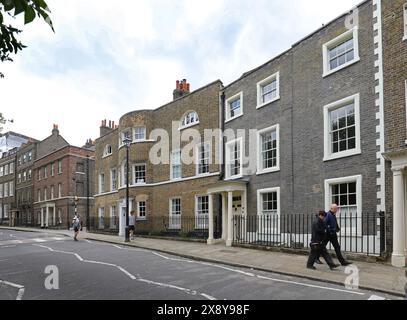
[1,226,406,298]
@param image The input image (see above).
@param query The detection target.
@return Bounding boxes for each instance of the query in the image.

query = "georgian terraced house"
[95,0,406,267]
[33,125,95,229]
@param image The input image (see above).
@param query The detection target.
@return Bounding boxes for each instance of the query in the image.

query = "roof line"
[223,0,370,90]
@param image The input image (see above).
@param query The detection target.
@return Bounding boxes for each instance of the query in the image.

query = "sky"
[0,0,363,146]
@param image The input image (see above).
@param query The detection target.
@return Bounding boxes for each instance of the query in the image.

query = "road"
[0,229,402,300]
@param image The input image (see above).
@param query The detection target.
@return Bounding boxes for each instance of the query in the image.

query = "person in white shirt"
[72,215,81,241]
[129,211,136,240]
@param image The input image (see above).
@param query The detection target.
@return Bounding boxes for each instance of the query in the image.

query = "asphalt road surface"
[0,230,403,300]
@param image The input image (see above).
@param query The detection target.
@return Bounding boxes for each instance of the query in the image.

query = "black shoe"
[307,266,317,270]
[315,259,323,265]
[329,264,340,270]
[341,261,352,266]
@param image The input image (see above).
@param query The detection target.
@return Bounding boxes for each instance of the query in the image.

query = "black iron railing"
[88,215,220,240]
[233,212,387,256]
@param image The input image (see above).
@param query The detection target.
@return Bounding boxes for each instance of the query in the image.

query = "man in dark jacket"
[323,204,351,266]
[307,211,339,270]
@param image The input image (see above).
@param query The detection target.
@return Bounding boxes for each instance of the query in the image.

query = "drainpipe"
[219,89,226,180]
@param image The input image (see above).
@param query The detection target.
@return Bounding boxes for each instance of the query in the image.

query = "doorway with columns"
[384,151,407,268]
[206,181,247,246]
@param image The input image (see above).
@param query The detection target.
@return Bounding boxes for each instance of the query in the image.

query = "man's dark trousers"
[307,243,335,267]
[322,232,347,265]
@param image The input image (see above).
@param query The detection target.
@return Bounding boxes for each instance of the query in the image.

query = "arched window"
[180,111,199,129]
[104,145,112,157]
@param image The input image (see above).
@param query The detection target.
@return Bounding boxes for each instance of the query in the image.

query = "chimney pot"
[109,120,112,128]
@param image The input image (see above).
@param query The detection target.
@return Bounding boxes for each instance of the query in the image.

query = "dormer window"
[103,145,113,157]
[180,111,199,129]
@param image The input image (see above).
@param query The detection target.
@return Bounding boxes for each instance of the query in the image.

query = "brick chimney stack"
[100,119,116,137]
[173,79,190,100]
[52,124,59,136]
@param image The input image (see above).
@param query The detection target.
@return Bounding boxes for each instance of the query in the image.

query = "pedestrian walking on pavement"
[307,211,340,270]
[323,204,351,266]
[72,215,81,241]
[129,210,136,240]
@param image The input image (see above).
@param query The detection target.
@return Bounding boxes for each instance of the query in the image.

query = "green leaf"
[3,0,15,12]
[24,5,35,24]
[14,0,25,16]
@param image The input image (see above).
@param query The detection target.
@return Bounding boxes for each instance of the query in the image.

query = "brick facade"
[94,80,222,235]
[33,127,95,229]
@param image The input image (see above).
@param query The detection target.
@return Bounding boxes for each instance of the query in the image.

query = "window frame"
[257,187,281,235]
[103,145,113,157]
[196,142,210,176]
[256,72,280,109]
[170,149,182,180]
[256,124,280,175]
[324,175,362,236]
[133,163,147,184]
[323,93,361,161]
[322,27,360,77]
[99,173,105,194]
[137,201,147,220]
[134,126,147,142]
[225,137,243,180]
[225,92,243,123]
[195,195,209,230]
[58,160,63,174]
[110,168,118,191]
[169,197,182,229]
[180,111,200,130]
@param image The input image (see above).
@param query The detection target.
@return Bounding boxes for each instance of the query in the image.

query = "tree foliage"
[0,0,54,78]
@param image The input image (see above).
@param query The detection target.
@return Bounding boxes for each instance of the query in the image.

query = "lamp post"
[123,137,132,242]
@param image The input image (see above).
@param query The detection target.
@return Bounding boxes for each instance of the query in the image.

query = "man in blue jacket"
[323,204,351,266]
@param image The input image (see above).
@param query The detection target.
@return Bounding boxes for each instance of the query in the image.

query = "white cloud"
[0,0,362,146]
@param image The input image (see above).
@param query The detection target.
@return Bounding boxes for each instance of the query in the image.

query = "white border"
[256,124,280,175]
[256,72,280,109]
[133,163,147,185]
[403,3,407,41]
[196,142,211,177]
[179,111,200,130]
[322,27,360,77]
[225,92,244,123]
[170,149,182,181]
[323,93,361,162]
[257,187,281,217]
[324,174,362,235]
[373,0,386,212]
[225,137,243,180]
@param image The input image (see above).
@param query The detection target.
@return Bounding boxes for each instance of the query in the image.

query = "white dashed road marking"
[368,295,386,300]
[0,280,25,300]
[151,251,365,296]
[33,244,217,300]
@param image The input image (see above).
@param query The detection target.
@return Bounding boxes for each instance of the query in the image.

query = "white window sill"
[322,57,360,78]
[225,174,243,180]
[323,149,362,162]
[403,35,407,42]
[102,154,112,159]
[136,217,147,221]
[256,97,280,110]
[170,177,182,182]
[256,167,280,175]
[178,121,200,131]
[196,172,211,177]
[225,113,243,124]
